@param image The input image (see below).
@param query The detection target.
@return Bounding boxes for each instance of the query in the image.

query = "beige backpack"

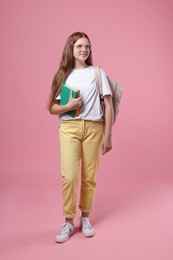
[94,66,122,124]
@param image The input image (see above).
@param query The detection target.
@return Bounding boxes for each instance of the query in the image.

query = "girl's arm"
[102,95,113,155]
[49,91,82,115]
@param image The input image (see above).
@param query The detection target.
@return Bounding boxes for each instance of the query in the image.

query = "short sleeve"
[100,68,112,97]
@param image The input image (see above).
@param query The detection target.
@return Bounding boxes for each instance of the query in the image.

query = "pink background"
[1,0,173,259]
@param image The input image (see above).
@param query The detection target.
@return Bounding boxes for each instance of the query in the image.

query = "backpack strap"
[94,66,104,101]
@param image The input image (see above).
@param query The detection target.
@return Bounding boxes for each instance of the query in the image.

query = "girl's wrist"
[104,132,112,139]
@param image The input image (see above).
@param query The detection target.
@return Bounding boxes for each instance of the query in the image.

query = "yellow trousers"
[60,120,104,218]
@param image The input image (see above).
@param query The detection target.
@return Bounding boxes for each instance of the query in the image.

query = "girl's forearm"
[104,96,113,137]
[50,102,71,115]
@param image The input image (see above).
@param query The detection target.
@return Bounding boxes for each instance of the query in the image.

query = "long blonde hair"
[48,32,93,111]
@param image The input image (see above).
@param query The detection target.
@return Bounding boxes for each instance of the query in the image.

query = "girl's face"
[73,37,91,65]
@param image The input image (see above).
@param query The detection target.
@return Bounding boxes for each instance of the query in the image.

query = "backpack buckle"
[100,94,104,102]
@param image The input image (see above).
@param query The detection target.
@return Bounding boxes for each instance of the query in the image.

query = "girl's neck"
[74,61,88,69]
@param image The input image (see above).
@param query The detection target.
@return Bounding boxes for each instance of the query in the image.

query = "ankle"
[81,212,89,218]
[65,218,74,225]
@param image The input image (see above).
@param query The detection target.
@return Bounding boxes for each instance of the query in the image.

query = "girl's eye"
[74,44,91,50]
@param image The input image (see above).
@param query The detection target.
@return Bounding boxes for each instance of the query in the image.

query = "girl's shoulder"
[93,66,108,78]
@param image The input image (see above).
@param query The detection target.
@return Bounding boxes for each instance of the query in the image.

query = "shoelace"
[81,218,93,230]
[59,223,72,235]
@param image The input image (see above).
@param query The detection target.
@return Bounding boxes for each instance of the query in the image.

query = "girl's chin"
[80,54,88,58]
[79,57,88,61]
[75,56,89,63]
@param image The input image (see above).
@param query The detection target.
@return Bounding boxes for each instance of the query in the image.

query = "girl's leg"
[79,121,104,214]
[60,121,82,218]
[79,121,103,239]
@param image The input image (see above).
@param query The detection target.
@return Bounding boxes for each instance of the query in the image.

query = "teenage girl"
[48,32,113,243]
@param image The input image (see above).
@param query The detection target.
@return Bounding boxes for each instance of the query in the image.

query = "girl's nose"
[81,46,87,51]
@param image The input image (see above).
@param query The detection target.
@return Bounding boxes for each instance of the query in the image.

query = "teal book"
[60,84,80,117]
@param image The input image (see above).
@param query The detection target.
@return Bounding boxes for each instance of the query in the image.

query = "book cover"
[60,84,80,117]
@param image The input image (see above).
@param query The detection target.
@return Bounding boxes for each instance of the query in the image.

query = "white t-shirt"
[59,66,112,122]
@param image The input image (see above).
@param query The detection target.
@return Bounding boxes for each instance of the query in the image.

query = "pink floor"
[1,161,173,260]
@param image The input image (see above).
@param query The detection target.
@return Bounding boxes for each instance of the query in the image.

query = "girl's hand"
[67,91,82,111]
[102,135,112,155]
[49,91,82,115]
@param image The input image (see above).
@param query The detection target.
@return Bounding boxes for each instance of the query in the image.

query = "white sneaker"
[80,217,95,237]
[55,222,74,243]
